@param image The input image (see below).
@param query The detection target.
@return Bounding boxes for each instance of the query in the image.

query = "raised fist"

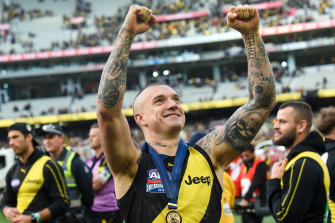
[227,5,260,35]
[120,5,157,37]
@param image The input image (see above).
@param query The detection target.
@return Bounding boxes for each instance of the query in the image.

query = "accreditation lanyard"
[142,139,188,209]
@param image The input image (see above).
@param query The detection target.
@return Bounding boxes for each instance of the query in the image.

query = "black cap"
[8,122,39,147]
[41,124,64,136]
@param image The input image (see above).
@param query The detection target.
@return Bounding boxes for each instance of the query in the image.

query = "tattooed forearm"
[225,33,276,151]
[245,34,257,59]
[212,33,276,153]
[244,33,276,111]
[98,24,134,109]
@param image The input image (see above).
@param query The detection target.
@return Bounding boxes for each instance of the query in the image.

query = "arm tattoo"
[211,33,276,152]
[98,18,134,109]
[197,130,223,155]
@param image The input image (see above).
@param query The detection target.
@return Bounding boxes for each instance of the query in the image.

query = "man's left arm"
[72,156,94,208]
[197,5,276,173]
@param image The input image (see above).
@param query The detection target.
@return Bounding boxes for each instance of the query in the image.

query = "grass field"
[0,212,10,223]
[0,212,275,223]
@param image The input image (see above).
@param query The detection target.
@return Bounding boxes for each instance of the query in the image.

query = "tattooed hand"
[120,5,157,37]
[227,5,259,35]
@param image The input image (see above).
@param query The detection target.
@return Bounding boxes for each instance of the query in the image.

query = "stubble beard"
[273,127,297,148]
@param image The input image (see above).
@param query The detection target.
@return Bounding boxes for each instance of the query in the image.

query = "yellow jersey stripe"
[277,159,306,221]
[17,156,50,213]
[45,164,69,203]
[152,147,214,223]
[277,166,294,215]
[50,160,68,198]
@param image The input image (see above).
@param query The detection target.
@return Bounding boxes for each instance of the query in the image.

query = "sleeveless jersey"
[117,144,222,223]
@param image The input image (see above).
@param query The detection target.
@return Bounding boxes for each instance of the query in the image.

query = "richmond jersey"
[117,144,223,223]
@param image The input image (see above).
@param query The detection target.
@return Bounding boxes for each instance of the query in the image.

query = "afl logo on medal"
[166,210,182,223]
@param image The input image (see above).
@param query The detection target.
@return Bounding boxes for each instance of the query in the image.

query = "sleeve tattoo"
[199,33,276,153]
[98,18,133,109]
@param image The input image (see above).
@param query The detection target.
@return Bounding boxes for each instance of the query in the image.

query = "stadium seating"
[2,0,335,54]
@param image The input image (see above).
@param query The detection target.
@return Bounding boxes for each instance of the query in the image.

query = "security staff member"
[1,122,69,223]
[41,123,94,222]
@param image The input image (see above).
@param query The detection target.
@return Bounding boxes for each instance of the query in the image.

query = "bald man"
[97,4,276,223]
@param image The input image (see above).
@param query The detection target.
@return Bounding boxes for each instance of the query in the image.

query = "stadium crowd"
[0,0,334,54]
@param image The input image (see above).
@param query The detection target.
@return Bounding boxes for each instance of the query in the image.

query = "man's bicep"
[196,127,239,170]
[98,111,139,176]
[198,105,266,169]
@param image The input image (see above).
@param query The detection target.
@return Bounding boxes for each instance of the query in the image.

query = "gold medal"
[166,210,182,223]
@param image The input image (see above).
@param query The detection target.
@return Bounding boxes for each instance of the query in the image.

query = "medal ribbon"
[142,139,188,209]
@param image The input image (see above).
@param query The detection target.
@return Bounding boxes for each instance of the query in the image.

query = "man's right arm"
[96,5,156,196]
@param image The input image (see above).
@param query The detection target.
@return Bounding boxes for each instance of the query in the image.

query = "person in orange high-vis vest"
[236,144,267,223]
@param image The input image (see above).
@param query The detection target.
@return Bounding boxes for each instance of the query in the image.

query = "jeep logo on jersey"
[184,175,211,186]
[25,179,42,184]
[146,169,172,193]
[11,179,21,188]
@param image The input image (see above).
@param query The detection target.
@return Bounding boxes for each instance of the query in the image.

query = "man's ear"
[134,113,145,126]
[26,133,33,143]
[297,120,308,134]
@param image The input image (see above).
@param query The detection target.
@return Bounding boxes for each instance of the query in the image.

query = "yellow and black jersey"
[117,144,223,223]
[0,149,69,218]
[267,131,330,223]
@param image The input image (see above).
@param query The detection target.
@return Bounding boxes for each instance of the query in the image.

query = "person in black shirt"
[267,101,330,223]
[1,122,69,223]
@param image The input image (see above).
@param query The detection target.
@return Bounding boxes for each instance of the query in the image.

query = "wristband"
[31,212,41,223]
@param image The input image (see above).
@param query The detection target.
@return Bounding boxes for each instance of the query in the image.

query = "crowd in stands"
[0,0,334,54]
[1,62,333,119]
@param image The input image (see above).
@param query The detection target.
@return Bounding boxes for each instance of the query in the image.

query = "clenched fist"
[227,5,260,35]
[119,5,157,37]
